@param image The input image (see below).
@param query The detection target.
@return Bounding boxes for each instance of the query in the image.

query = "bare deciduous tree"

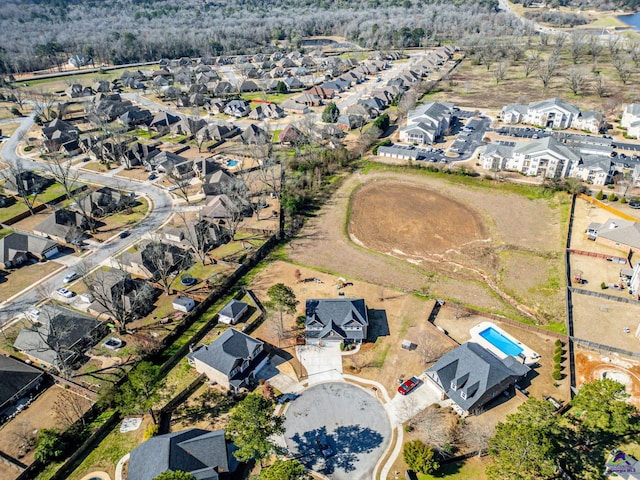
[587,35,602,65]
[537,54,559,91]
[52,389,91,428]
[138,239,192,295]
[613,56,633,85]
[3,159,45,215]
[412,406,459,457]
[461,419,494,456]
[566,68,588,96]
[569,31,586,65]
[417,332,449,365]
[493,62,510,85]
[523,53,539,79]
[592,73,607,98]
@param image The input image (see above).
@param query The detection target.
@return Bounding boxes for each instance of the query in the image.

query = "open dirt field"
[576,350,640,408]
[572,295,640,352]
[350,181,488,261]
[433,304,571,403]
[286,170,567,325]
[0,385,92,479]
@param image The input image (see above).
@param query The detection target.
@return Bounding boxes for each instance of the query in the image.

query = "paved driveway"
[283,382,391,480]
[296,345,343,384]
[385,375,441,424]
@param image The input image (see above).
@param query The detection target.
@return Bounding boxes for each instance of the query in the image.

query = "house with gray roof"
[500,98,604,132]
[187,328,269,392]
[33,209,88,244]
[0,232,59,269]
[0,355,46,416]
[622,103,640,139]
[377,144,427,161]
[586,218,640,252]
[305,298,368,346]
[128,428,238,480]
[218,299,248,325]
[425,342,530,416]
[13,306,105,370]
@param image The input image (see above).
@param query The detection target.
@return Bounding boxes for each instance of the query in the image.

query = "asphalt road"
[0,113,173,324]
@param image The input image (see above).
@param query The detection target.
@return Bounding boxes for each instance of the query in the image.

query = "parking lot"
[282,382,391,480]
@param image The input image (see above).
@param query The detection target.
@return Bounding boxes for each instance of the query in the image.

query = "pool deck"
[469,321,540,365]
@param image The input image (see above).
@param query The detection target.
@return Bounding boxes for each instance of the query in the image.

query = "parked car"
[56,288,74,298]
[119,230,130,239]
[148,173,157,181]
[398,376,421,395]
[63,272,78,283]
[27,309,40,321]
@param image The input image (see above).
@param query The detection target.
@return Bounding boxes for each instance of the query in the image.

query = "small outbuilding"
[218,299,248,325]
[173,295,196,313]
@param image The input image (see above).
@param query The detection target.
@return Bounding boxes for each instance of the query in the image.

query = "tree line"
[0,0,520,74]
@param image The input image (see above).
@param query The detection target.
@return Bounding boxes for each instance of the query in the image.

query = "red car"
[398,377,420,395]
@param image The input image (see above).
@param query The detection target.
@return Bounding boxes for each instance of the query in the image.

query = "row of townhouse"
[501,98,605,134]
[481,136,615,185]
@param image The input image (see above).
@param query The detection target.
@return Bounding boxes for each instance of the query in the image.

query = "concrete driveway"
[296,345,343,384]
[283,382,391,480]
[385,375,441,424]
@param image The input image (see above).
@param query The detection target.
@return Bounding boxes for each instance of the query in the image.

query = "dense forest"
[512,0,640,9]
[0,0,525,74]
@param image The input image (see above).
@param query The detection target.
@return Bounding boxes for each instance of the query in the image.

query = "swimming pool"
[227,159,239,167]
[479,327,523,357]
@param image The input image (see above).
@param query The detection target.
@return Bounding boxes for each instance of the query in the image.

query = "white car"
[57,288,74,298]
[27,309,40,321]
[63,272,78,283]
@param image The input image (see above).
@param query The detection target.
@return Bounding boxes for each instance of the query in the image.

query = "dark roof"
[0,232,58,265]
[13,306,103,366]
[187,328,263,377]
[425,342,530,413]
[305,298,368,341]
[0,355,44,410]
[219,299,248,320]
[128,428,232,480]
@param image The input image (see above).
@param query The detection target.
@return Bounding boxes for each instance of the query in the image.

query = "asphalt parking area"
[283,382,391,480]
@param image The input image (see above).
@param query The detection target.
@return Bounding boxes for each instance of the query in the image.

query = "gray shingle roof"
[305,298,368,342]
[426,342,529,413]
[187,328,263,377]
[0,232,58,266]
[593,218,640,249]
[128,429,231,480]
[219,299,248,320]
[0,355,44,410]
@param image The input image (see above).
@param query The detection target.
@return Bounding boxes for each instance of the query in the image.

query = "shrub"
[34,429,68,463]
[554,339,563,348]
[601,282,607,290]
[403,440,439,475]
[621,197,627,204]
[596,190,604,200]
[608,193,617,202]
[10,107,22,117]
[552,370,563,381]
[143,424,159,440]
[405,424,414,432]
[553,353,562,363]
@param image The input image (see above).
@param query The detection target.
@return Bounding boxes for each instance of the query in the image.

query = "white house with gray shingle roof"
[586,218,640,253]
[305,298,368,346]
[399,102,455,145]
[425,342,530,416]
[187,328,268,392]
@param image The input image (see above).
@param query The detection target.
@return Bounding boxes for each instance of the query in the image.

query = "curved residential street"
[0,113,173,323]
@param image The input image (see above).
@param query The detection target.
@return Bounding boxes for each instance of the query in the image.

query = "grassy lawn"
[0,260,62,303]
[170,262,232,292]
[67,414,149,480]
[38,182,68,203]
[159,133,189,143]
[210,234,266,260]
[158,357,201,407]
[105,197,149,227]
[272,129,282,142]
[81,161,111,173]
[0,121,22,136]
[0,182,70,224]
[241,92,295,104]
[133,128,154,139]
[418,456,491,479]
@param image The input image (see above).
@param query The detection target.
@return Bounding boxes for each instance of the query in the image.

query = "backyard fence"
[577,193,640,222]
[157,373,206,435]
[571,338,640,359]
[569,287,640,305]
[567,249,627,265]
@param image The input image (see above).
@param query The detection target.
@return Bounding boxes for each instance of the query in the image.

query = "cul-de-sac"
[1,1,640,479]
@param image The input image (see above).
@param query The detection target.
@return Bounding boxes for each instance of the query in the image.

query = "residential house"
[284,77,305,90]
[281,99,309,115]
[572,110,606,134]
[224,100,251,118]
[425,342,530,416]
[120,241,191,281]
[0,355,46,416]
[297,93,323,107]
[399,102,455,145]
[336,114,364,131]
[88,268,158,320]
[201,168,241,196]
[305,298,369,346]
[306,85,334,100]
[173,296,196,313]
[13,306,105,370]
[200,194,251,221]
[278,124,306,145]
[622,103,640,139]
[42,119,79,153]
[170,117,207,136]
[249,104,284,120]
[128,429,238,480]
[5,171,51,196]
[240,124,269,144]
[148,111,180,132]
[239,80,260,92]
[187,328,269,392]
[213,81,235,96]
[118,108,153,127]
[479,143,515,172]
[66,84,92,98]
[77,187,136,217]
[0,232,59,269]
[218,299,249,325]
[144,150,188,172]
[586,218,640,253]
[196,123,241,144]
[33,209,88,244]
[569,156,614,185]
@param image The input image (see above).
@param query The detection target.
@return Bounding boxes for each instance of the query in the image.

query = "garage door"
[321,340,342,347]
[44,247,59,259]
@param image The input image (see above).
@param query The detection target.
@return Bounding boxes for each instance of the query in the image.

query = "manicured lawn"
[170,262,232,292]
[105,197,149,226]
[159,357,201,407]
[81,161,111,173]
[418,456,491,479]
[0,181,69,224]
[0,260,62,303]
[133,128,154,139]
[210,234,266,260]
[159,133,189,143]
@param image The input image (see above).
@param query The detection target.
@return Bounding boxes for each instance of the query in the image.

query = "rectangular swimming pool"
[479,327,523,357]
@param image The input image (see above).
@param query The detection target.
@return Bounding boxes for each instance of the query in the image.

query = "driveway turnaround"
[283,382,391,480]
